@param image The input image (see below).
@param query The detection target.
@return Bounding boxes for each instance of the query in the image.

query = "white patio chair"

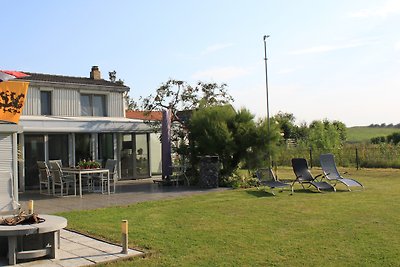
[37,161,52,195]
[49,161,76,197]
[92,159,118,194]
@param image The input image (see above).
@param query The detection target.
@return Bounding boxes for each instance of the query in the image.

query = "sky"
[1,0,399,127]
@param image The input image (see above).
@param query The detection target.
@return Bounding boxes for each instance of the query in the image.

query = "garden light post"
[263,35,271,168]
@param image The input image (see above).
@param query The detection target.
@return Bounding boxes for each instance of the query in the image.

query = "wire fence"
[272,144,400,169]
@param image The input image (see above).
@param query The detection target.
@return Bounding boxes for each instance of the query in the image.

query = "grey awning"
[0,122,23,133]
[19,116,152,133]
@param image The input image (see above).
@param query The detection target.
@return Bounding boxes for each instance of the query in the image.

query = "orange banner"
[0,80,29,124]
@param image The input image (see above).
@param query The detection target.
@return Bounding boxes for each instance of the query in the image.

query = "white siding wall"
[23,85,125,117]
[0,134,13,172]
[107,92,125,117]
[0,132,19,201]
[22,86,40,115]
[53,88,80,116]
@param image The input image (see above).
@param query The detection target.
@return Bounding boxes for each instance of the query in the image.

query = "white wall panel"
[107,92,125,117]
[0,134,12,172]
[22,86,40,115]
[53,88,80,116]
[23,85,125,117]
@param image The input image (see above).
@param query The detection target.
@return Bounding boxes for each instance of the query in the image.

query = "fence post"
[355,147,359,170]
[309,147,313,168]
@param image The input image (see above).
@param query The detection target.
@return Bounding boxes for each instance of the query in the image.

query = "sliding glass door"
[120,133,150,179]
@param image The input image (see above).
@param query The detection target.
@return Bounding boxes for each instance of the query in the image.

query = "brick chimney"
[90,66,101,80]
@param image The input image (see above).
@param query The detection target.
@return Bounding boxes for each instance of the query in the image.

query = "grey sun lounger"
[320,153,364,191]
[256,168,293,195]
[291,158,335,192]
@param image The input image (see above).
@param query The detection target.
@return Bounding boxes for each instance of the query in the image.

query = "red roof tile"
[126,110,163,121]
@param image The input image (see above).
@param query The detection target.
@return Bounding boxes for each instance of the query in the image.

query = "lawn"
[346,126,400,143]
[58,167,400,266]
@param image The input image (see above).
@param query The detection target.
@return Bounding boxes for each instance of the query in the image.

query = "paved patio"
[18,177,226,214]
[0,178,226,266]
[0,229,143,267]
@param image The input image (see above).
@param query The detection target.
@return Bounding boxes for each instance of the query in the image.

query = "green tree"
[137,79,233,125]
[300,120,343,151]
[332,120,347,142]
[387,132,400,145]
[189,105,279,178]
[133,79,235,168]
[273,111,296,140]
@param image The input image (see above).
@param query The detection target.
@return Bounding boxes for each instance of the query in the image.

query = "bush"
[221,170,258,188]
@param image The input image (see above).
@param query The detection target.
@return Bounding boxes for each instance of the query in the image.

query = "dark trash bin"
[199,156,219,188]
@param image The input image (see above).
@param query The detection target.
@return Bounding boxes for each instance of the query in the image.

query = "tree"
[273,111,296,140]
[188,105,280,179]
[132,79,235,179]
[301,120,343,151]
[387,132,400,145]
[332,120,347,142]
[189,105,274,178]
[136,79,233,125]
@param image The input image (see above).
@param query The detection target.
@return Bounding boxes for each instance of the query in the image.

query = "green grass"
[347,126,400,143]
[58,167,400,266]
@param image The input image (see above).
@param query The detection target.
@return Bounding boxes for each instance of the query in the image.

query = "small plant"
[78,159,101,169]
[222,171,258,188]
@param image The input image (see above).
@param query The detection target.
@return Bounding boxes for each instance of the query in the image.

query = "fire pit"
[0,214,67,265]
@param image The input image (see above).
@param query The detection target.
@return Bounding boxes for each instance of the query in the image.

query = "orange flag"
[0,80,29,124]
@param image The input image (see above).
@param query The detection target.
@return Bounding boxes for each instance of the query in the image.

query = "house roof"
[126,110,163,121]
[17,72,129,89]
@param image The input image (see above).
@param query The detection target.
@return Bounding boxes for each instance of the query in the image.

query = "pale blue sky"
[2,1,399,126]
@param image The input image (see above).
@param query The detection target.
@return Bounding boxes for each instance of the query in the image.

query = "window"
[40,91,52,115]
[98,133,114,164]
[80,94,106,116]
[75,133,91,162]
[48,134,69,166]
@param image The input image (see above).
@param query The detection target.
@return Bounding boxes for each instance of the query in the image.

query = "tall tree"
[137,79,233,125]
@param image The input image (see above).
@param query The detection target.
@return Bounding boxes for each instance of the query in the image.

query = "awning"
[0,122,23,133]
[19,116,152,133]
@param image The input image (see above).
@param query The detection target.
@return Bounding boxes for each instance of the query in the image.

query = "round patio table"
[0,214,67,265]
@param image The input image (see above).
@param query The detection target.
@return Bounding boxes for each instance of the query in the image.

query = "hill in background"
[347,126,400,143]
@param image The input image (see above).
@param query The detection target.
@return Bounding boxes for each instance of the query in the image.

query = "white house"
[16,66,153,190]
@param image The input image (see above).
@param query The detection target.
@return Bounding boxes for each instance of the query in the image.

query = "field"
[58,167,400,266]
[346,126,400,143]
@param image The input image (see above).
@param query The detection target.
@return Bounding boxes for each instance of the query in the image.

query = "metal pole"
[263,35,271,168]
[356,147,359,170]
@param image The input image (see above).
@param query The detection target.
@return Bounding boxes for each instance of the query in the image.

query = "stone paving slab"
[0,229,143,267]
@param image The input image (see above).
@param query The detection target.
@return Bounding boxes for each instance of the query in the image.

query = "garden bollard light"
[121,220,128,254]
[28,200,34,214]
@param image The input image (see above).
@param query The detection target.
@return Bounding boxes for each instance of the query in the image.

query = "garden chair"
[319,153,364,191]
[37,161,52,195]
[0,171,20,217]
[291,158,335,192]
[49,161,76,196]
[92,159,118,193]
[256,168,293,195]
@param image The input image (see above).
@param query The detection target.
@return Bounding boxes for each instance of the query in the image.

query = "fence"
[272,144,400,169]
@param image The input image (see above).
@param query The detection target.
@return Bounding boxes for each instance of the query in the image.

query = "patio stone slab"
[0,229,143,267]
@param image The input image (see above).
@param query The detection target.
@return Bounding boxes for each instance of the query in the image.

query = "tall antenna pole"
[263,35,271,168]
